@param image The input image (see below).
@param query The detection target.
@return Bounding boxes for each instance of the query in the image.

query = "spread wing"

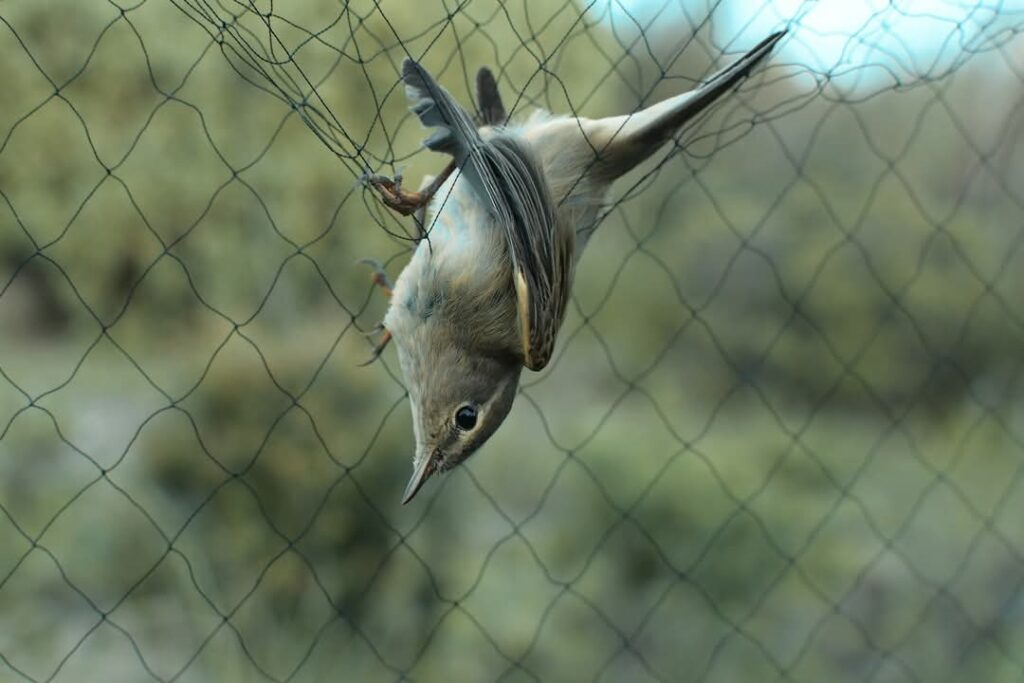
[402,59,572,370]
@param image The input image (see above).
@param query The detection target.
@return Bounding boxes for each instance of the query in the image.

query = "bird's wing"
[487,135,572,371]
[402,59,570,370]
[401,59,483,168]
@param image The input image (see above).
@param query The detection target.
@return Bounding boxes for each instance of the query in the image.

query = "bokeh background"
[2,0,1024,681]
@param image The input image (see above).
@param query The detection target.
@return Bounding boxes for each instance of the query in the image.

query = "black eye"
[454,405,478,430]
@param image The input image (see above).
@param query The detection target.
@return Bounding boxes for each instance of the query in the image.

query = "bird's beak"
[401,453,437,504]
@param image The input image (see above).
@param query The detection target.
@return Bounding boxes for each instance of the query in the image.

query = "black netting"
[1,1,1023,681]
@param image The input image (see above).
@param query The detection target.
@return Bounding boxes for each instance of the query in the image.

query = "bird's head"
[396,334,522,503]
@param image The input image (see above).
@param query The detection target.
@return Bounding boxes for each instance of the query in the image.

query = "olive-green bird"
[364,30,786,503]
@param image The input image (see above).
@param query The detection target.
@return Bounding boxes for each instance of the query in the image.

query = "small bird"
[365,31,786,503]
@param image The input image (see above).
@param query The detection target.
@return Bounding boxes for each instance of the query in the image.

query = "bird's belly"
[384,174,511,338]
[385,220,504,328]
[424,199,508,285]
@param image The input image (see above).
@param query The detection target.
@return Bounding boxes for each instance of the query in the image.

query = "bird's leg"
[358,259,394,365]
[363,161,456,216]
[358,327,392,366]
[361,258,393,297]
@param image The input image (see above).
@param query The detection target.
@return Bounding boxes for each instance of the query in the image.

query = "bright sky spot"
[584,0,1024,90]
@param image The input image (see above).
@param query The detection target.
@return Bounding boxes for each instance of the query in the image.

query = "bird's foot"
[358,258,393,297]
[357,259,394,365]
[361,161,457,217]
[362,171,428,216]
[358,327,393,366]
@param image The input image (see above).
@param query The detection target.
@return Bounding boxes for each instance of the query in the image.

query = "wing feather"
[400,58,572,369]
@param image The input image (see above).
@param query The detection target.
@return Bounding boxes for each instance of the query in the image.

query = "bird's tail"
[586,30,786,181]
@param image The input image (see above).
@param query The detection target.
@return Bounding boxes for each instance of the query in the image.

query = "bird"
[363,30,786,504]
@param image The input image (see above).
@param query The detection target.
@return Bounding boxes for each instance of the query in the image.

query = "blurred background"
[1,0,1023,681]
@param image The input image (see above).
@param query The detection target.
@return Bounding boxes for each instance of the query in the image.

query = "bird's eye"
[454,405,478,431]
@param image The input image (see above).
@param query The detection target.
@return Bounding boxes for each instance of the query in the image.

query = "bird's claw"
[358,257,393,296]
[361,171,402,189]
[357,258,394,365]
[358,327,393,366]
[362,171,424,216]
[360,322,385,337]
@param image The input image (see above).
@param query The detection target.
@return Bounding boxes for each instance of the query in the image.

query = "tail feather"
[476,67,507,126]
[589,30,786,180]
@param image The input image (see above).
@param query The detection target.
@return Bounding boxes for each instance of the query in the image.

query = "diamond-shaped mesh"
[1,1,1023,681]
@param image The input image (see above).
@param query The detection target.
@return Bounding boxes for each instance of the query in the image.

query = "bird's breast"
[426,193,507,277]
[385,182,511,329]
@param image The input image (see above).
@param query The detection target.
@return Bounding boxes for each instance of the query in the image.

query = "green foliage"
[1,1,1023,681]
